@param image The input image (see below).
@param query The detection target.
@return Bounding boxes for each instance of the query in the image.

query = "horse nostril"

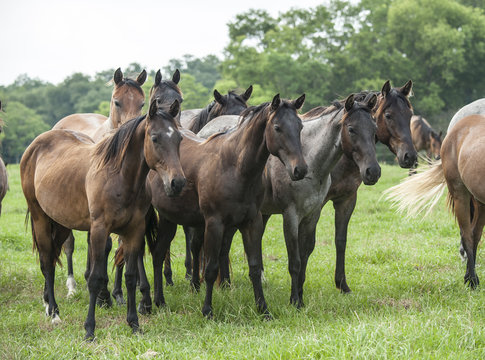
[171,177,186,194]
[293,165,307,180]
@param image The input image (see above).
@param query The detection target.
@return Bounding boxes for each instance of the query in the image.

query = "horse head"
[265,94,308,181]
[149,69,183,122]
[110,68,146,128]
[375,80,417,168]
[341,93,381,185]
[144,99,186,197]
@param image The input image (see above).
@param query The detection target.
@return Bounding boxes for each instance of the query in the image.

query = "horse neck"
[189,104,213,133]
[303,109,344,180]
[229,113,270,179]
[119,120,150,192]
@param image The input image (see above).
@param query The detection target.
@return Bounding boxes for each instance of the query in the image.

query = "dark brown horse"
[410,115,442,159]
[149,69,183,123]
[20,99,185,340]
[185,86,253,133]
[325,80,416,294]
[146,95,307,317]
[0,100,7,216]
[386,114,485,289]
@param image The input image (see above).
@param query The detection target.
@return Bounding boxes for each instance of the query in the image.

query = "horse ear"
[271,94,281,111]
[400,80,413,97]
[242,85,253,101]
[439,130,443,139]
[344,94,355,112]
[381,80,391,97]
[214,89,226,105]
[114,68,123,85]
[367,93,377,110]
[172,69,180,84]
[149,99,158,118]
[154,70,162,86]
[169,100,180,118]
[293,94,305,110]
[137,70,147,85]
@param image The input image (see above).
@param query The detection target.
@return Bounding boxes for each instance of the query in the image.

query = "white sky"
[1,0,325,86]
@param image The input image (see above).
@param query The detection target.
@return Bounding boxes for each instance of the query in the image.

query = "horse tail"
[113,243,125,268]
[26,209,63,266]
[384,159,446,217]
[145,205,158,254]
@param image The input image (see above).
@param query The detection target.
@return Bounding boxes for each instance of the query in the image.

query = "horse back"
[20,129,94,230]
[53,113,107,139]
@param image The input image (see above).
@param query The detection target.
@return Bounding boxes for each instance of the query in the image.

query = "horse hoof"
[138,303,152,315]
[219,280,231,290]
[51,314,62,325]
[185,272,192,280]
[96,295,113,308]
[44,301,49,317]
[166,279,174,287]
[191,282,201,292]
[84,333,95,342]
[132,326,143,335]
[113,294,125,306]
[202,307,213,319]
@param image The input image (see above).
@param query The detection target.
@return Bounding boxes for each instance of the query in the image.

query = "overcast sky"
[1,0,325,86]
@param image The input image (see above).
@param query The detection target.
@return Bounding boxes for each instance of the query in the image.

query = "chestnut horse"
[385,114,485,289]
[411,115,442,160]
[20,100,185,340]
[53,68,147,142]
[146,95,307,317]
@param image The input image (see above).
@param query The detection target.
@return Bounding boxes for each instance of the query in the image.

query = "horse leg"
[332,193,357,293]
[452,192,478,288]
[240,213,269,317]
[84,225,109,341]
[96,235,113,308]
[183,226,194,279]
[201,217,224,318]
[296,211,320,307]
[470,201,485,286]
[112,237,125,305]
[190,228,204,291]
[84,231,91,283]
[152,218,177,308]
[282,208,301,307]
[163,250,173,286]
[219,227,237,288]
[64,231,77,298]
[137,242,152,315]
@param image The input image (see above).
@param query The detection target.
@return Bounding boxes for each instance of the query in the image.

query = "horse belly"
[457,136,485,203]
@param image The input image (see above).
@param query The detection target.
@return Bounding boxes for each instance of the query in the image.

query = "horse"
[447,98,485,132]
[183,86,253,132]
[410,115,442,160]
[198,93,380,307]
[20,99,186,340]
[149,69,183,124]
[144,94,308,317]
[53,68,147,142]
[197,81,416,296]
[385,114,485,289]
[0,100,7,216]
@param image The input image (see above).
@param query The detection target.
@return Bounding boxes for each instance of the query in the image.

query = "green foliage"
[179,74,211,110]
[0,102,49,163]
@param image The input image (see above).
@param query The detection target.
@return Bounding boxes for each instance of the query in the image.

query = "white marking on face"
[166,126,175,138]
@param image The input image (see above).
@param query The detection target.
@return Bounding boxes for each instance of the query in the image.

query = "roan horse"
[385,114,485,289]
[53,68,147,298]
[144,94,308,317]
[20,99,185,340]
[197,93,380,307]
[0,100,7,216]
[410,115,442,160]
[197,81,416,297]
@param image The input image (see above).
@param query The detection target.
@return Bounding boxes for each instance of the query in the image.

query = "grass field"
[0,163,483,359]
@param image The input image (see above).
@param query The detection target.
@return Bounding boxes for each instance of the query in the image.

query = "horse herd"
[1,67,483,341]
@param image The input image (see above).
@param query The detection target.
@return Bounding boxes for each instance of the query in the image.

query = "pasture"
[0,163,484,358]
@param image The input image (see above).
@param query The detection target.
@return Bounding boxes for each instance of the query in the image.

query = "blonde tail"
[384,160,446,218]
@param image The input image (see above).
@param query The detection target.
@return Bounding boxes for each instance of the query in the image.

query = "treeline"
[1,0,484,164]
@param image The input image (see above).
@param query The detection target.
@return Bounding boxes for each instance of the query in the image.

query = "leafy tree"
[179,74,211,109]
[0,101,49,163]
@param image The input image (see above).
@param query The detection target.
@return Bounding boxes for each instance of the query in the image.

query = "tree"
[0,101,49,163]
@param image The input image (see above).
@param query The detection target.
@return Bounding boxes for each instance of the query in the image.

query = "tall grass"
[0,164,483,359]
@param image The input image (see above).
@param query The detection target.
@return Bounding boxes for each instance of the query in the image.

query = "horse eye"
[274,124,281,132]
[348,127,356,135]
[151,135,158,143]
[114,100,121,108]
[385,113,391,120]
[140,103,145,109]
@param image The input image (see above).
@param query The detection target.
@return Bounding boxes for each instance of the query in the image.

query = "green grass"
[0,164,484,359]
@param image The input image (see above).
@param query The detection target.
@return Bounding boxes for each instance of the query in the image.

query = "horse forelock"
[113,78,145,96]
[92,114,147,172]
[379,88,413,113]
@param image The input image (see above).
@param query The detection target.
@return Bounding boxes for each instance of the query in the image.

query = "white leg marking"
[66,275,77,298]
[51,314,62,325]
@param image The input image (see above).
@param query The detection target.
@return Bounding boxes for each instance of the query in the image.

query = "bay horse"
[0,100,7,216]
[146,94,307,317]
[385,114,485,289]
[410,115,442,160]
[183,86,253,132]
[53,67,147,142]
[199,93,380,307]
[20,99,185,340]
[197,81,416,297]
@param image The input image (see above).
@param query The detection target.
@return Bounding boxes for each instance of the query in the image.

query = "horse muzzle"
[167,176,186,197]
[362,164,381,185]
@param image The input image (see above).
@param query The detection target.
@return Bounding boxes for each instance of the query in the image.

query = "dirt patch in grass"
[372,297,422,311]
